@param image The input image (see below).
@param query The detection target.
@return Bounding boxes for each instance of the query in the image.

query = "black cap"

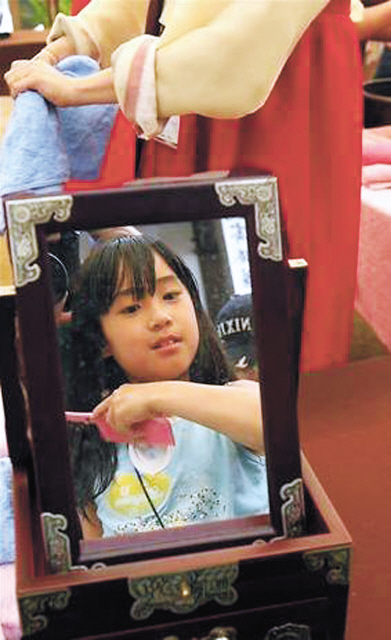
[215,294,256,368]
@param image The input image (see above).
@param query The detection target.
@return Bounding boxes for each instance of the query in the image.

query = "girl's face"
[100,252,200,382]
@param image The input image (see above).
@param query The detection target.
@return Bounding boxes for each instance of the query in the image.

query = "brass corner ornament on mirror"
[214,176,283,262]
[5,174,306,571]
[6,194,73,287]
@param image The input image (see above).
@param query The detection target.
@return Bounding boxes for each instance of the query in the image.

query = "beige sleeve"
[47,0,149,68]
[350,0,365,23]
[154,0,330,119]
[49,0,333,131]
[112,0,329,129]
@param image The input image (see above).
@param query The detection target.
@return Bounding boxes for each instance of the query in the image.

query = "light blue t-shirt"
[95,417,269,537]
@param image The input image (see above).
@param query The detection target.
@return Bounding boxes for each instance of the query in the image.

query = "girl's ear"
[102,343,112,358]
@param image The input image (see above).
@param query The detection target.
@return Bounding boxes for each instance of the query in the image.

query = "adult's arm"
[355,0,391,41]
[7,1,363,131]
[47,0,149,67]
[44,0,330,128]
[110,0,331,134]
[3,0,144,102]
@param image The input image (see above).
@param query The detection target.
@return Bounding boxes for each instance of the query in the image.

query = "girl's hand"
[5,59,77,106]
[92,383,163,440]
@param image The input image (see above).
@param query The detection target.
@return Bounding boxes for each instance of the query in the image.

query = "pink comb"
[65,411,92,424]
[65,412,175,447]
[66,411,175,474]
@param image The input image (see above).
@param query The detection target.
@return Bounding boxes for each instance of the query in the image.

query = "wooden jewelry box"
[1,174,352,639]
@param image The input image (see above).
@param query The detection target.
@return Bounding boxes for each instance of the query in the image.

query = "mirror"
[56,217,266,540]
[4,174,306,570]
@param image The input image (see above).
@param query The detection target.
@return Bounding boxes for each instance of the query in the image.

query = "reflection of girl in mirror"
[66,235,268,539]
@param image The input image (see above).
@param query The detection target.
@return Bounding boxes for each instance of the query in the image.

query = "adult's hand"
[5,58,117,107]
[5,58,77,106]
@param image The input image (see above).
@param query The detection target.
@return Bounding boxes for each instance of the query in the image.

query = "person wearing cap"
[216,295,258,382]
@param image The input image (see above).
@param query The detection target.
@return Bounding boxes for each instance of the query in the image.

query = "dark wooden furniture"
[12,454,351,640]
[1,175,352,639]
[0,30,48,95]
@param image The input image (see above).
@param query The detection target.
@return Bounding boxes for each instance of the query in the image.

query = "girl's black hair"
[64,235,236,516]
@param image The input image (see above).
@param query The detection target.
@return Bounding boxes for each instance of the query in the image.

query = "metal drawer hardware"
[264,623,311,639]
[161,623,311,640]
[303,546,351,585]
[201,627,238,640]
[162,627,237,640]
[128,563,239,620]
[19,590,71,637]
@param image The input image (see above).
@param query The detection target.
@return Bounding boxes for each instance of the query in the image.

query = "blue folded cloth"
[0,55,117,231]
[0,457,14,564]
[56,56,117,181]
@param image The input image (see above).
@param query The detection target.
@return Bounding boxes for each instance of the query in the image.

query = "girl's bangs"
[111,239,156,302]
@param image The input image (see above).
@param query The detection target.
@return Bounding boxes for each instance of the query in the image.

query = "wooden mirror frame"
[4,173,307,572]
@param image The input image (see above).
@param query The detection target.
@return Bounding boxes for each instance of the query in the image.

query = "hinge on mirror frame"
[280,478,306,538]
[41,512,72,574]
[41,511,107,574]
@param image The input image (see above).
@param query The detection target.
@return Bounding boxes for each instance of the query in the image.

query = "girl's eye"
[121,303,141,315]
[163,290,181,301]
